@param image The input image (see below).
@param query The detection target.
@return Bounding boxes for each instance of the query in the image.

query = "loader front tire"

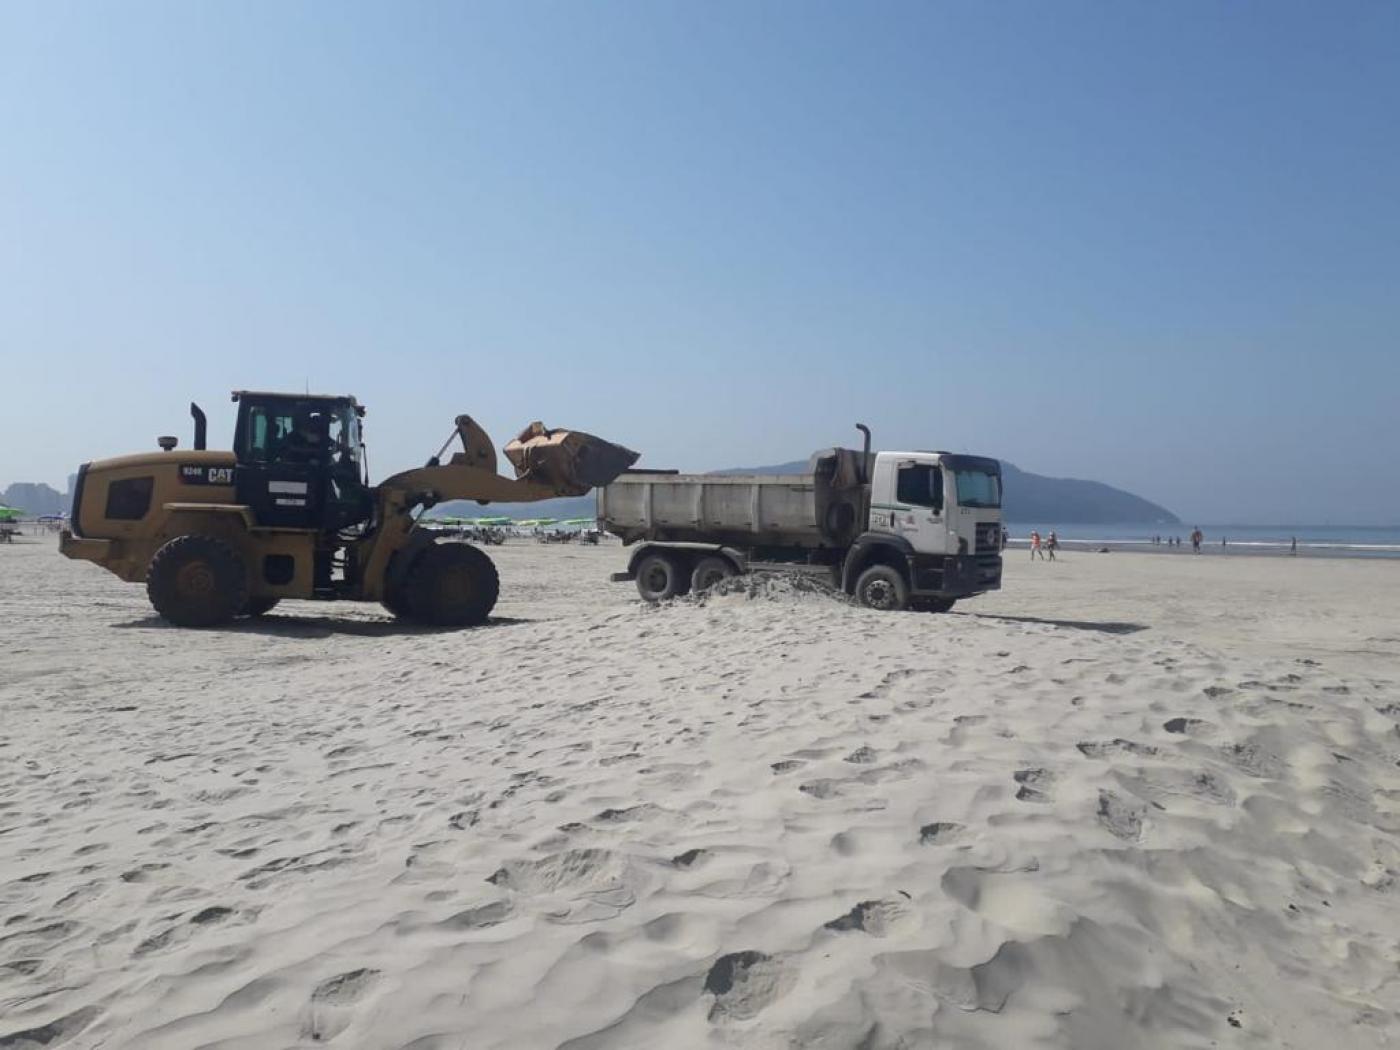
[147,535,248,628]
[403,543,499,626]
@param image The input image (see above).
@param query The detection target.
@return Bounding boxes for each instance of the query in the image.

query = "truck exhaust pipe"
[191,403,207,451]
[855,423,871,484]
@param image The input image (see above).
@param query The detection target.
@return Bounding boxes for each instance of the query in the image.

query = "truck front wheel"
[855,564,908,612]
[634,552,688,602]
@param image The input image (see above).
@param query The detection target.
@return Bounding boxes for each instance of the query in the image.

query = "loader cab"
[231,391,373,531]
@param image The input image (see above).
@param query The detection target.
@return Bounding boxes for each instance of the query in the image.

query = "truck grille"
[975,522,1001,553]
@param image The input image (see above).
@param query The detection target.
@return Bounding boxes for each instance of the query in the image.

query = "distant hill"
[998,462,1178,525]
[429,458,1178,526]
[1,482,66,516]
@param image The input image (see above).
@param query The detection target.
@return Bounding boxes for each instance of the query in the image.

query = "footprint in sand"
[1096,790,1146,841]
[302,968,380,1043]
[1162,717,1211,736]
[1076,739,1158,759]
[0,1006,101,1049]
[704,951,794,1021]
[919,821,964,844]
[1013,768,1054,803]
[823,894,916,937]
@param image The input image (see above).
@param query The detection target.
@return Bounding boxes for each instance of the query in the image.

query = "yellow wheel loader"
[59,391,637,627]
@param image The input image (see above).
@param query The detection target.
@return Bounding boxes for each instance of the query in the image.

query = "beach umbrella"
[0,505,21,521]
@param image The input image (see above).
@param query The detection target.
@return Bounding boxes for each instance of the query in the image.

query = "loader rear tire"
[147,535,248,628]
[634,552,687,602]
[403,543,499,626]
[241,597,281,617]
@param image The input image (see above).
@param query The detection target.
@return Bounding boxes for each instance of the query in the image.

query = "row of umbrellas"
[0,506,65,522]
[428,515,597,528]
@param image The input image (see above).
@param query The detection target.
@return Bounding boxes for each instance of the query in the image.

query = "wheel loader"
[59,391,638,627]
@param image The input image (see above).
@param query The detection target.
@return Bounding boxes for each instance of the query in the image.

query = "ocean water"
[1003,523,1400,558]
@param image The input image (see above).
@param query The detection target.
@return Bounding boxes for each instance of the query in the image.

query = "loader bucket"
[504,422,640,495]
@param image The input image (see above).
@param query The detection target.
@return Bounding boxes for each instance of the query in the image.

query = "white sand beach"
[2,540,1398,1049]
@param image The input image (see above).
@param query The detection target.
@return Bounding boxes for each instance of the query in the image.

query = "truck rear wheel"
[146,535,249,628]
[634,552,688,602]
[403,543,500,626]
[690,555,736,593]
[855,564,908,612]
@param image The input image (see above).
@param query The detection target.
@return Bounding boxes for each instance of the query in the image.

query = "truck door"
[889,460,949,555]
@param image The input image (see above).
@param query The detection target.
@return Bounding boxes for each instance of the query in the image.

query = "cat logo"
[179,465,235,486]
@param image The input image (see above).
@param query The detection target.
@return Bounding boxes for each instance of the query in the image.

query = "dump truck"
[60,392,637,627]
[599,425,1002,612]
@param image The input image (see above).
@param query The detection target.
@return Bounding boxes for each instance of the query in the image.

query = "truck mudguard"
[840,532,915,594]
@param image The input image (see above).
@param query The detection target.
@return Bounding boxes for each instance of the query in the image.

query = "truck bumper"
[910,553,1001,596]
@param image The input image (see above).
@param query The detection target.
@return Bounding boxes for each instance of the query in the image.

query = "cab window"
[244,408,300,464]
[897,464,943,512]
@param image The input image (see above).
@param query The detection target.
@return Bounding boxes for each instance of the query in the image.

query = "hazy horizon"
[3,2,1397,524]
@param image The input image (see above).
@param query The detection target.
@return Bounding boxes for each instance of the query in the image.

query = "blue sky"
[3,1,1397,522]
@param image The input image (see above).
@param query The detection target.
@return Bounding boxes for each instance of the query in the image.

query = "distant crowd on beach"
[1016,528,1302,557]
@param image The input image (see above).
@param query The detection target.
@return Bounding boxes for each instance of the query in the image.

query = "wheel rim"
[642,565,669,594]
[175,560,215,598]
[864,578,895,610]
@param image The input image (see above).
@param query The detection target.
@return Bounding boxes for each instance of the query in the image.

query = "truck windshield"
[954,470,1001,508]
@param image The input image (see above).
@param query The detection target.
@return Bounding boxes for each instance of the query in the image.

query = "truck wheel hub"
[865,580,894,608]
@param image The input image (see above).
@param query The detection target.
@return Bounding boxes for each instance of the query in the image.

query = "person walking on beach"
[1291,536,1298,556]
[1030,530,1044,560]
[1047,530,1059,560]
[1191,527,1203,553]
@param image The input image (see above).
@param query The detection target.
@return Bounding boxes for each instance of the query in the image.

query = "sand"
[2,538,1398,1049]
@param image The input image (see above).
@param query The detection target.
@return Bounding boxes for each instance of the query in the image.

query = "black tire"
[634,552,688,602]
[690,555,736,593]
[912,596,957,613]
[402,542,500,626]
[855,564,909,612]
[241,596,281,617]
[381,585,413,620]
[146,535,248,628]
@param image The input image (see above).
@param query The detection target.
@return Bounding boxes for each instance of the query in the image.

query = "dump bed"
[598,471,826,547]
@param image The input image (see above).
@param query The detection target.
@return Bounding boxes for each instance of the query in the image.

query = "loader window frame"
[243,407,301,464]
